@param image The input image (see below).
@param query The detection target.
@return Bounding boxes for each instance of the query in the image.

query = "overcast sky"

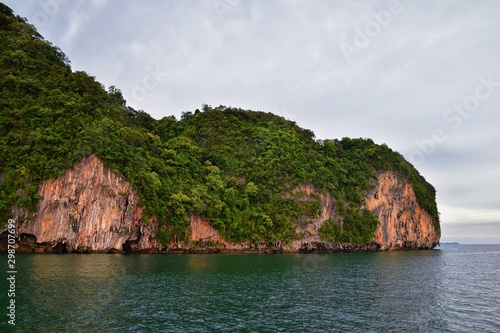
[4,0,500,243]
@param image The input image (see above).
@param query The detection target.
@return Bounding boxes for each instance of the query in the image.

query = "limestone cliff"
[365,172,440,250]
[7,155,158,253]
[3,156,439,253]
[280,173,439,252]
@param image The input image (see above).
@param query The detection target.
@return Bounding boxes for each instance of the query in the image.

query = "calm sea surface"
[1,245,499,332]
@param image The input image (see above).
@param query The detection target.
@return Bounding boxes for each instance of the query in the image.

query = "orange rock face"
[12,154,158,252]
[284,172,440,251]
[365,172,440,250]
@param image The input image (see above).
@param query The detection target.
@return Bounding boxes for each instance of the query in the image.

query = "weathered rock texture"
[366,172,440,250]
[278,173,439,252]
[8,155,158,253]
[2,156,439,253]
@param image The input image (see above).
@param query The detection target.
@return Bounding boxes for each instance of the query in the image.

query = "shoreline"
[0,238,438,254]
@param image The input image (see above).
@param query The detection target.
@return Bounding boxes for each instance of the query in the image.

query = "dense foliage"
[0,4,439,245]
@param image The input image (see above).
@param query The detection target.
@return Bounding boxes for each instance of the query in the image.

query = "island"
[0,3,440,253]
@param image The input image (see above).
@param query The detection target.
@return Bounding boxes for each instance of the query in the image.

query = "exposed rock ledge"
[0,155,440,253]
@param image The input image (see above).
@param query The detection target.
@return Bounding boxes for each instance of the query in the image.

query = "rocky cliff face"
[3,156,439,253]
[8,155,158,253]
[365,172,440,250]
[281,172,439,252]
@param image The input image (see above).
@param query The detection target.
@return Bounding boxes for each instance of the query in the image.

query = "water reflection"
[28,254,127,281]
[186,254,217,272]
[19,255,131,332]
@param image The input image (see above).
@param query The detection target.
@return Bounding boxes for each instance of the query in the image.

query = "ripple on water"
[3,246,499,332]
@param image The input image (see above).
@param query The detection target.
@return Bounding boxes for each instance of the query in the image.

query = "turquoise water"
[1,245,499,332]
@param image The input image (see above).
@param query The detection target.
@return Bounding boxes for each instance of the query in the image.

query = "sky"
[4,0,500,243]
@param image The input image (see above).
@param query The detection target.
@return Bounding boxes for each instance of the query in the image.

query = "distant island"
[441,242,460,245]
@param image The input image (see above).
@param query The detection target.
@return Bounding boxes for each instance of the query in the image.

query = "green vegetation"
[0,4,439,245]
[319,209,380,245]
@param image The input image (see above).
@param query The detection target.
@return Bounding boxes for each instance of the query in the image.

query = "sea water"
[1,245,499,332]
